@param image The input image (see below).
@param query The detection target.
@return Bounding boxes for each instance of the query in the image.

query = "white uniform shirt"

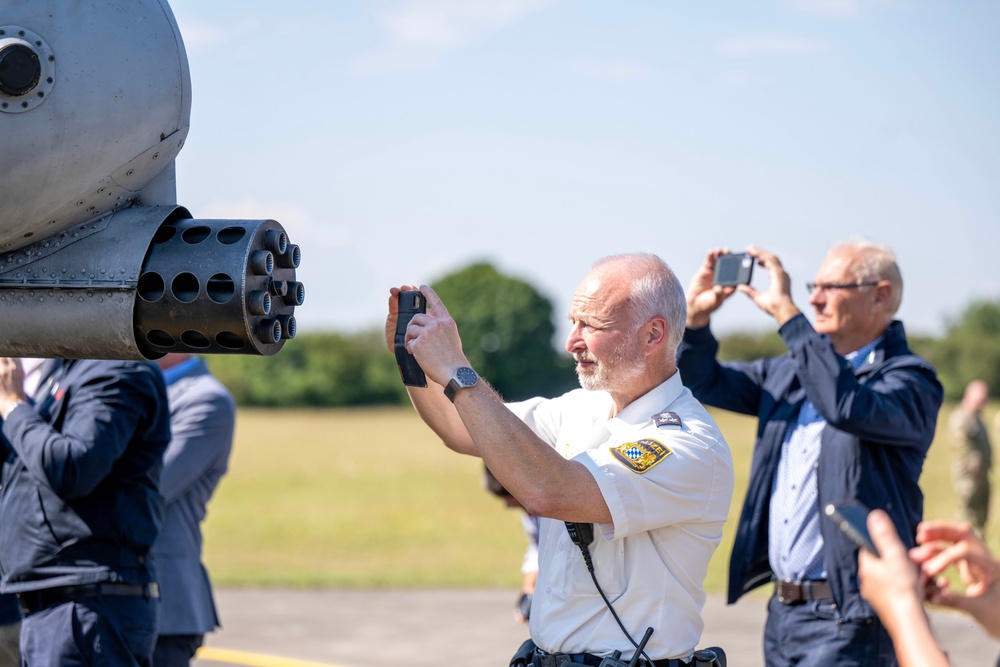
[508,372,734,661]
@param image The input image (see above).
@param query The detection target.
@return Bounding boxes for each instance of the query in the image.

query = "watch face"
[456,367,478,386]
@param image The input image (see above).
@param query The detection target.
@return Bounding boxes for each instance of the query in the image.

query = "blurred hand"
[912,519,1000,639]
[0,357,27,418]
[859,510,951,667]
[859,510,924,631]
[685,248,737,328]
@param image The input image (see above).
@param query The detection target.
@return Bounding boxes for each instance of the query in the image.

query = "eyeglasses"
[805,281,880,293]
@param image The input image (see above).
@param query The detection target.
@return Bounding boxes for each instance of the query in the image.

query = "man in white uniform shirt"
[386,254,734,666]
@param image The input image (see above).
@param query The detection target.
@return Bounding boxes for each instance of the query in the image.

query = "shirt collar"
[162,357,204,386]
[609,371,685,430]
[845,336,883,372]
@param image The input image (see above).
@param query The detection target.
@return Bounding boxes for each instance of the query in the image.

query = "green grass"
[202,403,1000,591]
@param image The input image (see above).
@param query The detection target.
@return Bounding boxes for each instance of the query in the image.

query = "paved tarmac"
[193,588,998,667]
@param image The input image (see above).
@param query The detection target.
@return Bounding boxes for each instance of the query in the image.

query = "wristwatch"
[444,367,478,403]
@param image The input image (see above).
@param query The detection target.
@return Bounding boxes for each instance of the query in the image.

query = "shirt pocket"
[548,530,626,598]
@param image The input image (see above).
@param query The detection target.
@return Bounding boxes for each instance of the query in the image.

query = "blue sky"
[167,0,999,341]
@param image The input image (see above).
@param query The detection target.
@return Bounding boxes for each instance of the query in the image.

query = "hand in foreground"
[384,285,469,387]
[859,510,950,667]
[859,510,925,630]
[913,520,1000,639]
[685,248,738,328]
[738,246,800,327]
[0,357,28,415]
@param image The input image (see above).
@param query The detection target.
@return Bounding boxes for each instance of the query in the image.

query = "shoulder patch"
[611,438,673,474]
[653,411,682,428]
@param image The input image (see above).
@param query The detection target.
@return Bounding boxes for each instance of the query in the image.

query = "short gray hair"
[592,253,687,355]
[830,237,903,315]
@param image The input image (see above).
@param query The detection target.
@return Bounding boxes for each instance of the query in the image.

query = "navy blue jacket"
[0,359,170,593]
[0,593,18,626]
[676,315,942,621]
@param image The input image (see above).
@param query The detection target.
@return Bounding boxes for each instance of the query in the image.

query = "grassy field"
[202,402,1000,592]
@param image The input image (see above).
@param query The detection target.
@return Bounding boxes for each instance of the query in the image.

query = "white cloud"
[176,19,229,54]
[716,35,830,58]
[346,0,555,75]
[791,0,863,17]
[198,199,346,249]
[573,58,649,82]
[175,17,272,55]
[719,69,769,90]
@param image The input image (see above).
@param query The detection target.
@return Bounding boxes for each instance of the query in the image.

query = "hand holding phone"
[394,290,427,387]
[713,252,755,287]
[825,502,880,557]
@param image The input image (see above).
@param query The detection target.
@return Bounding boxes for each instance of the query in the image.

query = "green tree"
[431,262,576,400]
[207,330,408,407]
[916,299,1000,400]
[717,330,787,361]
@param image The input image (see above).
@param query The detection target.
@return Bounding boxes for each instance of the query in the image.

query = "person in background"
[858,510,1000,667]
[0,357,170,666]
[948,379,992,536]
[151,353,236,667]
[482,465,539,623]
[677,239,943,666]
[0,357,45,667]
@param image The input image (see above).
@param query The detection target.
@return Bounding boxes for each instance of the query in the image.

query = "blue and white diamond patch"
[610,438,672,474]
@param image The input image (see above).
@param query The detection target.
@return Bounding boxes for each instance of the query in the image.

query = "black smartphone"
[713,252,754,287]
[824,502,879,557]
[394,290,427,387]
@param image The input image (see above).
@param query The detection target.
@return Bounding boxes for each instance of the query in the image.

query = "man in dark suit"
[152,353,236,667]
[0,357,170,666]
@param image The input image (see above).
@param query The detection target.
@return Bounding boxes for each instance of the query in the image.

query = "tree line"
[207,262,1000,406]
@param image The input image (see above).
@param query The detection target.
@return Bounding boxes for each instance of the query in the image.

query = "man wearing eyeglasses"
[676,239,943,667]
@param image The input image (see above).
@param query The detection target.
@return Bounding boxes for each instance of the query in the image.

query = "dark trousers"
[20,596,158,667]
[153,634,203,667]
[763,595,895,667]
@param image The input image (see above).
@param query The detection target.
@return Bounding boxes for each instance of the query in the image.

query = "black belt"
[17,582,159,615]
[531,648,689,667]
[774,579,832,605]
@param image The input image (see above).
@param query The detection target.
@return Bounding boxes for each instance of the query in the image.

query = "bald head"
[588,253,687,357]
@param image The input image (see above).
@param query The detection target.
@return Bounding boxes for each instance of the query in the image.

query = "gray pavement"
[194,588,998,667]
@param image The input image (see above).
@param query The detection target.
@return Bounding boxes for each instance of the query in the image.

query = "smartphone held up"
[713,253,755,287]
[394,290,427,387]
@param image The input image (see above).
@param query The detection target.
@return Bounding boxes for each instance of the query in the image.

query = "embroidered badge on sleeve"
[611,438,673,474]
[653,411,682,428]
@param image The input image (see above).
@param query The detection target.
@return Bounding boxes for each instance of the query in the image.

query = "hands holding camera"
[686,246,800,329]
[384,284,470,390]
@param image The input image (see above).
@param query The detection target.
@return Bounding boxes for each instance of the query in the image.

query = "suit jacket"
[0,359,170,592]
[152,358,235,635]
[677,316,943,621]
